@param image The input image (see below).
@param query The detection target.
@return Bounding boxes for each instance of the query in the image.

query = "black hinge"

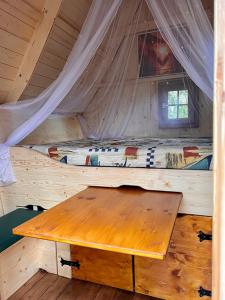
[60,257,80,269]
[198,286,212,297]
[17,205,47,211]
[197,231,212,242]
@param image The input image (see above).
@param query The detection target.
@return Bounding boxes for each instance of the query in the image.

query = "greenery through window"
[168,90,188,119]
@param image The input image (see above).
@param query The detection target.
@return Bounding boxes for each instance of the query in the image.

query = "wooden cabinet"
[71,245,133,291]
[135,215,212,300]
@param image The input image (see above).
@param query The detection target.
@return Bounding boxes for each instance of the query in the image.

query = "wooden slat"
[0,77,13,90]
[4,0,42,22]
[71,246,133,291]
[0,28,28,54]
[0,46,23,67]
[0,62,17,80]
[39,50,66,70]
[34,61,61,79]
[20,85,43,98]
[0,8,34,41]
[45,37,71,60]
[30,74,53,88]
[13,187,181,259]
[0,0,37,28]
[6,0,63,102]
[213,0,225,299]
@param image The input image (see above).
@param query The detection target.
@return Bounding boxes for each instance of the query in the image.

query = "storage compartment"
[71,245,133,291]
[135,215,212,299]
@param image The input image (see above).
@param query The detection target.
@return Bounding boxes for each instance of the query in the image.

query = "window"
[158,78,199,128]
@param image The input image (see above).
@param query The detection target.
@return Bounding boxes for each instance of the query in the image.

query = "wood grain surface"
[13,187,181,259]
[135,215,212,299]
[71,246,133,291]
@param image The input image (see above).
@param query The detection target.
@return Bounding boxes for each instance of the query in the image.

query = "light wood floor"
[9,270,161,300]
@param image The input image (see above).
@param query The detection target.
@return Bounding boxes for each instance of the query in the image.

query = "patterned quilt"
[24,137,213,170]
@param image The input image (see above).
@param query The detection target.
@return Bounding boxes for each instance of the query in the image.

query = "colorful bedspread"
[24,137,213,170]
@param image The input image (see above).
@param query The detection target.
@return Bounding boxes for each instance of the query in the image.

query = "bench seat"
[0,208,42,252]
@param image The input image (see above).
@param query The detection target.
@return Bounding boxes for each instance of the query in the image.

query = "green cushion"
[0,208,42,252]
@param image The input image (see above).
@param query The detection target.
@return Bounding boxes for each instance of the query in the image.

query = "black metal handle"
[198,231,212,242]
[198,286,212,297]
[60,257,80,269]
[17,205,47,211]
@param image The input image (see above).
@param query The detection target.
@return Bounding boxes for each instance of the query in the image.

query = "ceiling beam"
[6,0,63,103]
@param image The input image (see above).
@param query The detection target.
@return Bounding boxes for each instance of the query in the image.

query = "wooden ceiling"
[0,0,213,104]
[0,0,92,104]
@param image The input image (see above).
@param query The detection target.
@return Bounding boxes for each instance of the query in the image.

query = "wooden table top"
[13,187,182,259]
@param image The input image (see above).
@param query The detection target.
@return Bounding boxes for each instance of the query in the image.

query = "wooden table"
[13,187,181,259]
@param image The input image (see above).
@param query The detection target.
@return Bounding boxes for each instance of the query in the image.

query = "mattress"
[24,137,213,170]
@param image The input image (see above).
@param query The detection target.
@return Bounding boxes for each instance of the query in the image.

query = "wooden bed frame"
[0,146,213,217]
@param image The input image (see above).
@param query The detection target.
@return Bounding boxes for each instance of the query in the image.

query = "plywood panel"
[71,245,133,291]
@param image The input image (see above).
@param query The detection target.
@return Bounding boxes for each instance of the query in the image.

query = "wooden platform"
[9,270,161,300]
[13,187,181,259]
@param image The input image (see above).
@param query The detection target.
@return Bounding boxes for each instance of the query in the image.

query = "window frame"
[158,78,199,129]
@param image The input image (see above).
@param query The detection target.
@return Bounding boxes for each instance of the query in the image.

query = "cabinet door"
[135,215,212,300]
[71,245,133,291]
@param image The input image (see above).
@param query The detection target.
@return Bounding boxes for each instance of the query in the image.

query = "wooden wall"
[0,0,45,103]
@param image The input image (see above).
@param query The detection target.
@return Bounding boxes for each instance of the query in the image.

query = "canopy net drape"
[0,0,213,185]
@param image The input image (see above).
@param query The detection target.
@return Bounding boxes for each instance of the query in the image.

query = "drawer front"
[71,245,133,291]
[135,215,212,300]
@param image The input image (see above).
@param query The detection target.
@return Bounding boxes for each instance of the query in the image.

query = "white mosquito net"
[0,0,213,185]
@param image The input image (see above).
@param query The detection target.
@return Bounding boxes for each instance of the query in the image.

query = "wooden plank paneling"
[39,49,66,70]
[20,0,91,100]
[6,0,63,103]
[0,46,23,67]
[71,246,133,291]
[4,0,42,22]
[0,1,37,28]
[0,8,34,41]
[0,147,213,216]
[135,215,212,300]
[0,28,28,54]
[0,62,17,80]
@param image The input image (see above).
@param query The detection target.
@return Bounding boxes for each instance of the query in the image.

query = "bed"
[24,137,213,170]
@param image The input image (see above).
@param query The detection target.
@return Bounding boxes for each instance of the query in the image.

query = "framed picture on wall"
[138,29,183,78]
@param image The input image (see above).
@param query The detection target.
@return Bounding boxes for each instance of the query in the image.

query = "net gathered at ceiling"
[0,0,213,185]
